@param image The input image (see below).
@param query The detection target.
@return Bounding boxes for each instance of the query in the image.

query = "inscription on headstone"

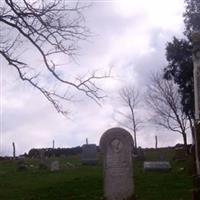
[100,127,135,200]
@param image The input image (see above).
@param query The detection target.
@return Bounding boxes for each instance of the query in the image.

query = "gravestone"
[81,144,97,165]
[173,146,186,161]
[16,160,28,171]
[39,149,45,160]
[143,161,171,171]
[100,127,135,200]
[50,160,60,171]
[133,147,145,161]
[38,161,49,170]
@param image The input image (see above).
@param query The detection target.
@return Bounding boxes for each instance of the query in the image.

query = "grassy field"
[0,149,193,200]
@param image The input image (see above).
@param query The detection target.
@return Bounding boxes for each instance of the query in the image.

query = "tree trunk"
[133,130,137,150]
[193,122,200,200]
[189,116,195,145]
[194,122,200,176]
[182,133,189,155]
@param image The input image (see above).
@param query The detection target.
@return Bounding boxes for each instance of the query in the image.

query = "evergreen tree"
[164,0,200,120]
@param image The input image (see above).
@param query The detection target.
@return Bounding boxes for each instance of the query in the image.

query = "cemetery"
[0,135,194,200]
[1,0,200,200]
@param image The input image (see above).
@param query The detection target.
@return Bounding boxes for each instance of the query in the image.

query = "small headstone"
[100,127,135,200]
[39,149,45,160]
[159,154,166,161]
[143,161,171,171]
[50,160,60,171]
[38,161,49,170]
[16,160,28,171]
[66,162,75,168]
[173,146,186,161]
[134,147,145,161]
[81,144,97,165]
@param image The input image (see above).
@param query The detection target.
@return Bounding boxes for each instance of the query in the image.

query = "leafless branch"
[115,86,142,149]
[146,72,189,147]
[0,0,110,115]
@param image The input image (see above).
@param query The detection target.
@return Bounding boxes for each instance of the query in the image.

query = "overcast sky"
[1,0,192,156]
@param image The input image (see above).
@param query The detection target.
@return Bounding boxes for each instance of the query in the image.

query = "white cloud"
[1,0,191,156]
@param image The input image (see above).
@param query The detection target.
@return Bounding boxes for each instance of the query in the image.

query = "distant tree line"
[28,147,82,158]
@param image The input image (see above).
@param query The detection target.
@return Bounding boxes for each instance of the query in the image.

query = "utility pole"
[155,135,158,149]
[12,142,16,160]
[53,140,55,149]
[192,32,200,199]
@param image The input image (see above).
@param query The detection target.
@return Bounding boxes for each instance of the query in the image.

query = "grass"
[0,150,193,200]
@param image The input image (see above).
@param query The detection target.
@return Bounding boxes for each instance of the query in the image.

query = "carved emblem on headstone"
[111,139,123,153]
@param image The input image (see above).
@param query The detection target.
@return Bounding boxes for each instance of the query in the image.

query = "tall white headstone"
[100,127,135,200]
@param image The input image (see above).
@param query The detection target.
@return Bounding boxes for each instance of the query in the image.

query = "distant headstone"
[159,154,166,161]
[134,147,145,161]
[50,160,60,171]
[39,149,45,160]
[173,147,186,161]
[144,161,171,171]
[65,162,75,168]
[100,127,135,200]
[81,144,97,165]
[16,160,28,171]
[38,161,49,170]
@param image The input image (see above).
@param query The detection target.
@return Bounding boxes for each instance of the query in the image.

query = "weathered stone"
[50,160,60,171]
[143,161,171,171]
[133,147,145,161]
[81,144,97,165]
[16,160,28,171]
[39,149,45,160]
[173,147,186,161]
[100,127,135,200]
[65,162,75,168]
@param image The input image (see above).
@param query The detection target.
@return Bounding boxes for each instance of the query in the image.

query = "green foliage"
[184,0,200,37]
[164,0,200,119]
[164,37,194,118]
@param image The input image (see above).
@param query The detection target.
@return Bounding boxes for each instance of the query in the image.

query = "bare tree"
[115,86,142,149]
[0,0,110,115]
[146,73,190,153]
